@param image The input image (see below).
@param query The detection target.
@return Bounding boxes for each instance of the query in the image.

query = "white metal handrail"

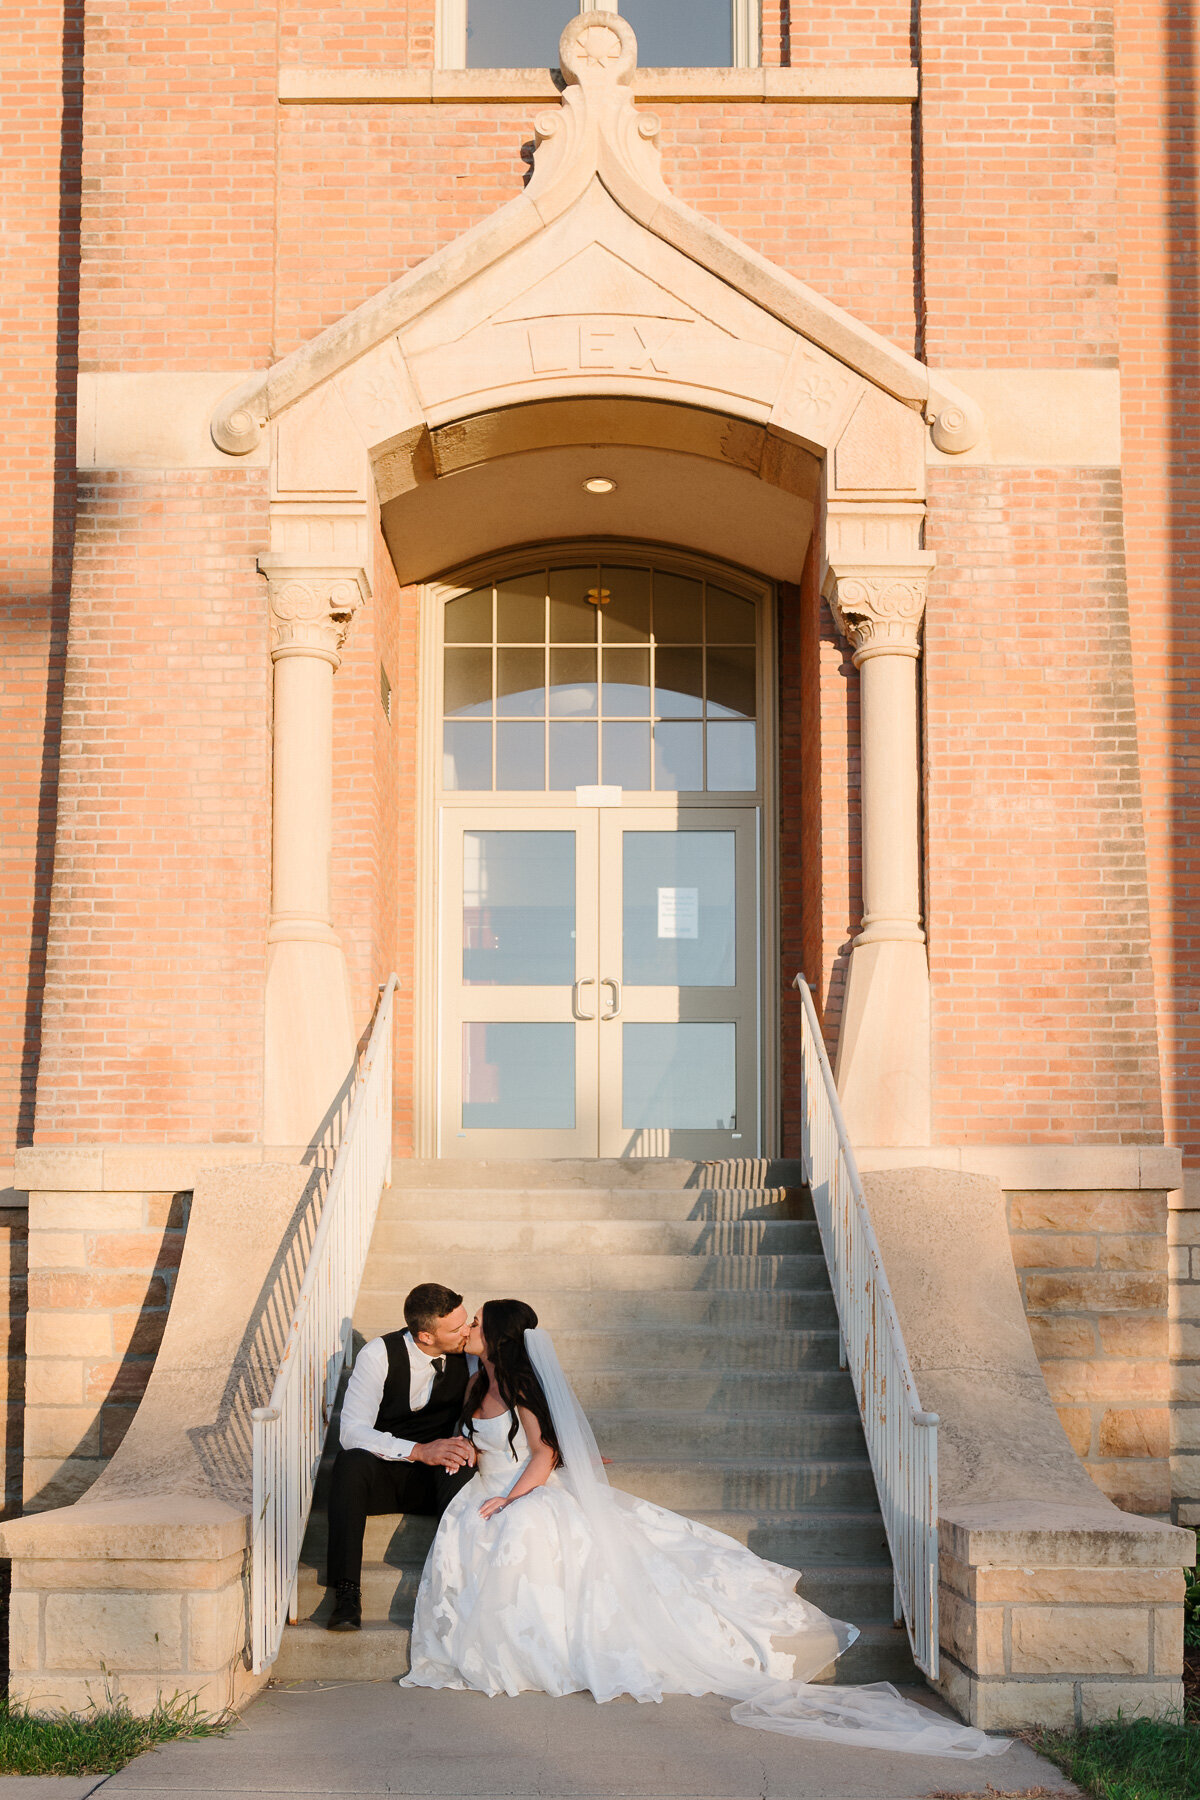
[249,974,398,1673]
[793,974,939,1678]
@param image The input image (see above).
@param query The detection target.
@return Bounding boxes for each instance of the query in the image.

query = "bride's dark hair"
[463,1298,562,1465]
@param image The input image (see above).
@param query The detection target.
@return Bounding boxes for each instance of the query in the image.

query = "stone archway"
[210,11,982,1150]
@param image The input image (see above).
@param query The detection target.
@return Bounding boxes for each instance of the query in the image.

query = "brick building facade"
[0,0,1196,1725]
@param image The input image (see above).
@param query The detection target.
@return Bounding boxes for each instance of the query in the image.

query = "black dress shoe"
[327,1581,362,1631]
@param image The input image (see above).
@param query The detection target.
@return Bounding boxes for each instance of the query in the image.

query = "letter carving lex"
[526,318,679,377]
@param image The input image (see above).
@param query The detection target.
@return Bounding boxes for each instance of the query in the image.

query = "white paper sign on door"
[657,886,699,939]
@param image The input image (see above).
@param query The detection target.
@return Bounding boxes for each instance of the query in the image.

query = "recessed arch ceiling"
[378,398,819,583]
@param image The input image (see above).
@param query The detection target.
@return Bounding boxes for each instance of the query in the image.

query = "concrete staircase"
[274,1160,917,1684]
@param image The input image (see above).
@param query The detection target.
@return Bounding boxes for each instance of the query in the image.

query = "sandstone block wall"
[23,1191,189,1511]
[1169,1197,1200,1525]
[1009,1190,1171,1515]
[939,1553,1185,1729]
[0,1207,28,1518]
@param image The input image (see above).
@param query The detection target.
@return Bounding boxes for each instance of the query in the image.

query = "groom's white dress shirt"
[339,1331,477,1462]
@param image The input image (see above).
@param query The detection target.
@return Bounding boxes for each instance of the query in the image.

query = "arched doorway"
[419,546,778,1158]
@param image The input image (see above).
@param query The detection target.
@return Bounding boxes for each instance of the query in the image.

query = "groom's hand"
[408,1438,476,1470]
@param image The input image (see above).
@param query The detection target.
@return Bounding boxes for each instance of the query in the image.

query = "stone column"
[826,558,934,1146]
[258,556,368,1146]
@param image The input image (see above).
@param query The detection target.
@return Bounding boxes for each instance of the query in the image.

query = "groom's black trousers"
[325,1448,476,1588]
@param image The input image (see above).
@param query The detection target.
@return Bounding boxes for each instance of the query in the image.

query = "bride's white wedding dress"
[401,1330,1008,1759]
[404,1410,851,1703]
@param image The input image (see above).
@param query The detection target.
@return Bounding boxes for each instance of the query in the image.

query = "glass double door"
[440,807,759,1157]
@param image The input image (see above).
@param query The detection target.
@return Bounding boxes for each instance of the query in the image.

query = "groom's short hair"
[405,1282,464,1339]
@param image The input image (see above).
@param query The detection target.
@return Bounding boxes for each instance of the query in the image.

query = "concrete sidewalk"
[2,1680,1076,1800]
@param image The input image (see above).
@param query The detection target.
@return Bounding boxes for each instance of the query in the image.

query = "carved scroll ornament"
[528,14,668,206]
[261,564,368,663]
[828,570,930,663]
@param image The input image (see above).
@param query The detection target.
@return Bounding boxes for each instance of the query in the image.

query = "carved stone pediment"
[211,12,981,474]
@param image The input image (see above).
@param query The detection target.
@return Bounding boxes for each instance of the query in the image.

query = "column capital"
[823,556,935,664]
[257,557,370,665]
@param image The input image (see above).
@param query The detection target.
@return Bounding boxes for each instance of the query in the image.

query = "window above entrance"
[441,562,759,796]
[437,0,758,70]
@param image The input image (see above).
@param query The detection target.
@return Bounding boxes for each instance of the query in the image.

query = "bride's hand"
[478,1496,511,1521]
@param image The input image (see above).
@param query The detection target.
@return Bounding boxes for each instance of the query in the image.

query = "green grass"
[1030,1715,1199,1800]
[0,1690,233,1777]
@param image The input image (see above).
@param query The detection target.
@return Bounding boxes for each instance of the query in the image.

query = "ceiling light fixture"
[582,476,617,494]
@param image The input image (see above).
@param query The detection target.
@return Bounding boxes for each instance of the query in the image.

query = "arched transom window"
[441,561,758,795]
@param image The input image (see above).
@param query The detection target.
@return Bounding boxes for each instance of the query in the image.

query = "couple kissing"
[321,1281,1005,1758]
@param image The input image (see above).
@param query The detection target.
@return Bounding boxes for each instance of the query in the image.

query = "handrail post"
[792,973,939,1679]
[249,974,398,1673]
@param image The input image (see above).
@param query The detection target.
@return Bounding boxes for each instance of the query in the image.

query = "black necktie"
[432,1357,445,1377]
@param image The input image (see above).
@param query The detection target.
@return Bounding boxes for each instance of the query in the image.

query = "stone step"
[566,1368,857,1413]
[315,1157,915,1691]
[274,1620,410,1681]
[314,1443,875,1511]
[300,1503,891,1576]
[381,1188,810,1223]
[319,1366,858,1425]
[358,1253,830,1294]
[388,1159,807,1191]
[546,1326,844,1372]
[603,1465,884,1518]
[354,1287,840,1333]
[273,1617,915,1685]
[581,1408,866,1460]
[293,1554,900,1630]
[317,1407,865,1466]
[367,1217,820,1257]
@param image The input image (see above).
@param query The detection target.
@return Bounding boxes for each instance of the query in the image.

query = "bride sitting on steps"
[399,1298,1007,1759]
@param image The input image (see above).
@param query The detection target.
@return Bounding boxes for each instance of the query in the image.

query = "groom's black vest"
[374,1331,470,1442]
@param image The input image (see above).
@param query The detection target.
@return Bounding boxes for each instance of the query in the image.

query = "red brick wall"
[924,467,1163,1145]
[271,101,917,360]
[780,547,861,1157]
[282,1,437,68]
[1114,0,1200,1183]
[920,1,1119,367]
[32,474,271,1144]
[78,2,276,371]
[0,0,78,1175]
[7,0,1185,1168]
[788,2,914,64]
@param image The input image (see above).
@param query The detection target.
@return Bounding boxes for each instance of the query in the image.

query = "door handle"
[573,977,596,1020]
[601,978,622,1021]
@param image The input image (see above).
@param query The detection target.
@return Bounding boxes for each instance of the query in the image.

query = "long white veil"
[524,1326,1009,1759]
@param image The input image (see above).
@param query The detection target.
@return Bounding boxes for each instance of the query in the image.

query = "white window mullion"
[437,0,468,71]
[732,0,759,69]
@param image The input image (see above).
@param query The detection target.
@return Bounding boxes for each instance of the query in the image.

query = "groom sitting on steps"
[324,1282,478,1631]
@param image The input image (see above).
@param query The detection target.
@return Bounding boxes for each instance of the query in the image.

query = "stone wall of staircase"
[1008,1189,1173,1515]
[21,1189,189,1511]
[0,1204,27,1519]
